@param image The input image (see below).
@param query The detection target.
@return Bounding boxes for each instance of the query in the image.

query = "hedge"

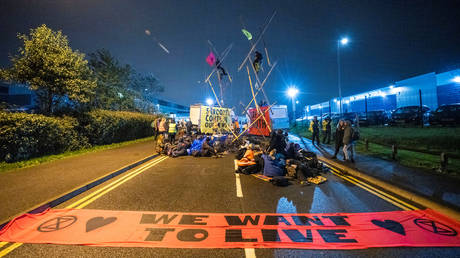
[0,110,158,162]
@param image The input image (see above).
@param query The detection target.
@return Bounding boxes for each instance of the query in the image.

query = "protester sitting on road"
[262,149,286,177]
[309,116,321,145]
[171,138,188,157]
[186,120,193,135]
[201,137,216,157]
[236,144,258,174]
[285,142,298,160]
[268,129,287,155]
[342,120,355,163]
[322,117,332,144]
[331,120,345,159]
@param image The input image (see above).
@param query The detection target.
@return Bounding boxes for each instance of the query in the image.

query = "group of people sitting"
[156,130,232,158]
[235,129,327,186]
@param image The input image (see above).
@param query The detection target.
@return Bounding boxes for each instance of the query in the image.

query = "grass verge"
[0,136,154,173]
[291,125,460,178]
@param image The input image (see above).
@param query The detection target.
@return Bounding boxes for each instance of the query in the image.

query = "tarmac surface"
[4,154,459,257]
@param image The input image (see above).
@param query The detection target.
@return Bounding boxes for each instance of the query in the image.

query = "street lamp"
[206,98,214,106]
[287,87,299,122]
[337,37,349,117]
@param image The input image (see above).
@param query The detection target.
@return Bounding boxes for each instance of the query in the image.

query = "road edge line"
[318,156,460,221]
[0,153,160,230]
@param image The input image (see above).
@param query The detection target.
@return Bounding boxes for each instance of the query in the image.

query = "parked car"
[358,110,388,126]
[389,105,430,126]
[429,103,460,126]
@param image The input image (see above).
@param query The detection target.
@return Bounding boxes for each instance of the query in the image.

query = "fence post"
[440,152,448,173]
[365,139,369,151]
[392,144,397,160]
[419,89,423,128]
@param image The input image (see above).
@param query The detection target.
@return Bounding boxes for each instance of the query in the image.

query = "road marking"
[66,156,167,209]
[72,156,168,209]
[0,153,159,227]
[245,248,256,258]
[325,165,416,211]
[235,173,243,198]
[0,156,168,257]
[0,243,21,257]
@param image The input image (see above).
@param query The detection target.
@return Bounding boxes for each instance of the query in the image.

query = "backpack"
[351,129,360,141]
[270,176,290,187]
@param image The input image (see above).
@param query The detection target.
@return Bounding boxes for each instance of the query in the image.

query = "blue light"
[287,87,299,97]
[340,37,349,45]
[206,98,214,106]
[453,76,460,83]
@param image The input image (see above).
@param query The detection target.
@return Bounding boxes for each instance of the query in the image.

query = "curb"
[0,153,159,230]
[296,136,460,221]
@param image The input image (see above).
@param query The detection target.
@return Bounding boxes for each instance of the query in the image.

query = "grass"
[359,126,460,157]
[0,136,154,173]
[291,124,460,178]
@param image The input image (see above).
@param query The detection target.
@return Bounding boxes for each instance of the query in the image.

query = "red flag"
[206,52,216,67]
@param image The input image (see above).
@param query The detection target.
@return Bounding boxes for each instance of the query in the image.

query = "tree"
[88,49,135,110]
[0,24,96,114]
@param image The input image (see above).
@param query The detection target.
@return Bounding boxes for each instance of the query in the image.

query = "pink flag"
[206,52,216,67]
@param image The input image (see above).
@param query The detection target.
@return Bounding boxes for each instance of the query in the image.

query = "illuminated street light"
[287,87,299,122]
[287,87,299,98]
[337,36,350,117]
[340,37,349,45]
[206,98,214,106]
[295,100,299,104]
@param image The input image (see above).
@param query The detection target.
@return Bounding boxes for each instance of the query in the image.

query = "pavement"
[289,134,460,211]
[0,139,157,223]
[1,139,459,257]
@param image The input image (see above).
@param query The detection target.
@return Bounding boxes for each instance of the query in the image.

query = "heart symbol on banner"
[371,219,406,236]
[86,217,117,232]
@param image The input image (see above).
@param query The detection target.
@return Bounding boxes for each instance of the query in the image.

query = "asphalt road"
[4,155,460,257]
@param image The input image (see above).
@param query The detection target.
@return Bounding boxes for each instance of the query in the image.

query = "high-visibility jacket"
[237,149,256,167]
[168,123,177,134]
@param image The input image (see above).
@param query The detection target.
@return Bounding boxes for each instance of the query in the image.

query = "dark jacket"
[335,126,344,146]
[343,126,353,145]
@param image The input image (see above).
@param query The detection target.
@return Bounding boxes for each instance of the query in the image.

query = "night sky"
[1,0,459,112]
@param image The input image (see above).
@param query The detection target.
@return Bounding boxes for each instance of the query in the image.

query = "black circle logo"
[414,218,457,236]
[37,216,77,232]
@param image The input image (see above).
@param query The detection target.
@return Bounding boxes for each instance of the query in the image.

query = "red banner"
[248,106,271,136]
[1,209,459,249]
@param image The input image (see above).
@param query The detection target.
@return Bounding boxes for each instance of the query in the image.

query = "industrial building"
[305,69,460,117]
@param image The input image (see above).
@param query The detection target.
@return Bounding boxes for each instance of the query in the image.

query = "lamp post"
[337,37,349,117]
[287,87,299,123]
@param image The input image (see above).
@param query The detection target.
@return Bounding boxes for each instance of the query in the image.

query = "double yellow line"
[0,156,168,257]
[324,163,418,211]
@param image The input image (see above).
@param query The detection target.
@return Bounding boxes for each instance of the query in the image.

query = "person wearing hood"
[332,120,345,159]
[342,120,355,163]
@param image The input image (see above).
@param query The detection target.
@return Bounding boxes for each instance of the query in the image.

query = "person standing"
[332,120,345,159]
[322,117,332,144]
[309,116,320,145]
[233,119,240,134]
[158,117,167,137]
[168,119,177,143]
[151,117,159,140]
[342,120,355,163]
